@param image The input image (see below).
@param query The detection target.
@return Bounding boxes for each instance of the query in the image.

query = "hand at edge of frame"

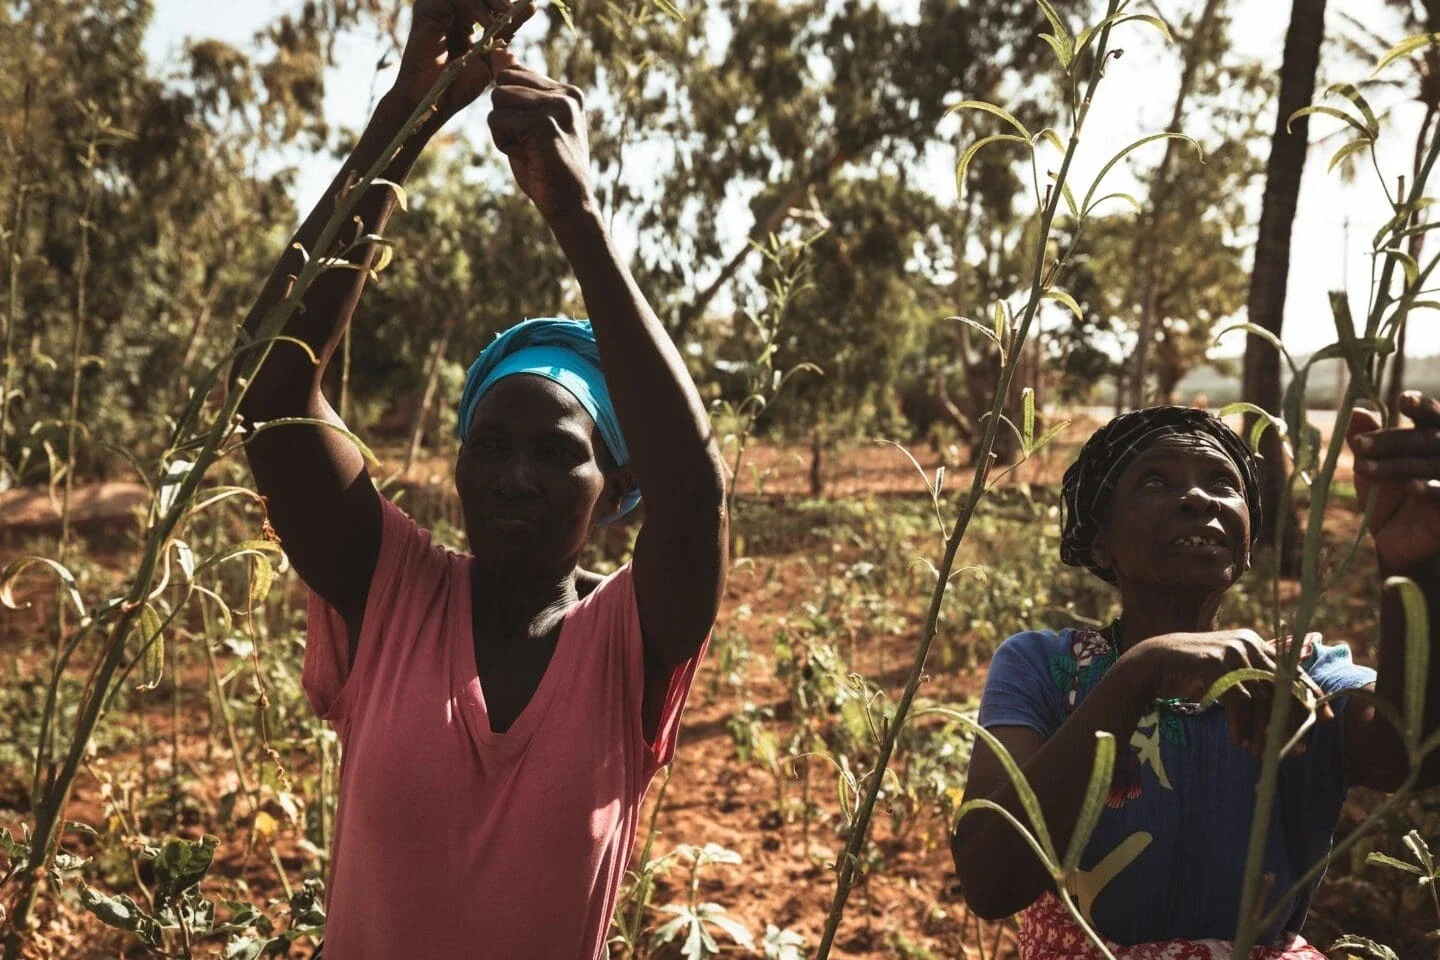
[391,0,536,122]
[1348,391,1440,572]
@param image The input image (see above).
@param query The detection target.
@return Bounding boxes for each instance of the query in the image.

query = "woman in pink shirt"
[234,2,727,956]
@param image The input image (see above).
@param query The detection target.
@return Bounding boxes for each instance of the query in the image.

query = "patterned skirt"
[1016,893,1329,960]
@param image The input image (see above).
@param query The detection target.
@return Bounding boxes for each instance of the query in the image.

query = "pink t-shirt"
[303,497,703,959]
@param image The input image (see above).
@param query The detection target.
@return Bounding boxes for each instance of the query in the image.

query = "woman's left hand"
[1348,391,1440,570]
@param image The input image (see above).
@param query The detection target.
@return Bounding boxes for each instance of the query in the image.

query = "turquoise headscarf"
[457,317,640,520]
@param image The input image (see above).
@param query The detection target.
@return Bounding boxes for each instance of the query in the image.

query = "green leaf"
[249,554,276,611]
[949,315,1003,353]
[1328,138,1374,174]
[1213,322,1297,375]
[1061,182,1081,220]
[244,416,380,468]
[947,100,1030,138]
[151,835,220,905]
[1380,246,1421,288]
[1371,32,1440,77]
[1062,731,1115,875]
[1080,133,1204,216]
[1097,13,1173,44]
[1200,667,1276,706]
[191,540,283,582]
[1031,418,1072,455]
[1038,32,1072,68]
[1330,290,1377,397]
[136,602,165,692]
[1405,829,1436,875]
[1288,105,1372,140]
[954,134,1031,199]
[1035,0,1072,64]
[1034,127,1066,152]
[1085,191,1144,216]
[80,886,161,948]
[0,556,87,624]
[1325,82,1380,136]
[651,0,685,21]
[1044,289,1084,322]
[1217,402,1286,454]
[1384,576,1429,749]
[1022,387,1036,449]
[371,177,408,211]
[1330,934,1400,960]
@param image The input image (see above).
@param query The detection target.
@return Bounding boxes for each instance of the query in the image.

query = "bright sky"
[143,0,1434,357]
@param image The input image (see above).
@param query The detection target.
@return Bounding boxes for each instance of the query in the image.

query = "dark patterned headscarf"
[1060,406,1261,582]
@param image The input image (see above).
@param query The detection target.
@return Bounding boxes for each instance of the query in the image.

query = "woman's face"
[455,375,620,575]
[1092,433,1252,594]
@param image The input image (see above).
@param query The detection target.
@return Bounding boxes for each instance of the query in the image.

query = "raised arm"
[486,64,728,666]
[236,0,527,642]
[1344,393,1440,790]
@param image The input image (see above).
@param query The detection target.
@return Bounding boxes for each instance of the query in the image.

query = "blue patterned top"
[977,627,1375,944]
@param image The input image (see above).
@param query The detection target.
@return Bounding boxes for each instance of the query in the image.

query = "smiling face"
[1090,433,1252,596]
[455,375,622,576]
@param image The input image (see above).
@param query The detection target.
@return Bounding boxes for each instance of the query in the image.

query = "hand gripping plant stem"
[0,8,532,955]
[811,4,1126,955]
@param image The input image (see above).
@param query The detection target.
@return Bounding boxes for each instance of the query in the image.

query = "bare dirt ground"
[0,420,1393,959]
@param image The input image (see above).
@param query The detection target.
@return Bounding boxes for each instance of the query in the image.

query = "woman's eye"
[1141,474,1166,488]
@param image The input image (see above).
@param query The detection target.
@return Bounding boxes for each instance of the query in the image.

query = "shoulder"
[988,627,1093,678]
[979,628,1089,737]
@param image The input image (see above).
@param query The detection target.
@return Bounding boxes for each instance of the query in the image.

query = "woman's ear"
[598,466,634,521]
[1091,530,1113,575]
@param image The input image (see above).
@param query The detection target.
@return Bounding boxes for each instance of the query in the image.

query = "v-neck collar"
[454,555,577,752]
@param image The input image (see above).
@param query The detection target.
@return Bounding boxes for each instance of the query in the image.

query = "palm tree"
[1240,0,1328,558]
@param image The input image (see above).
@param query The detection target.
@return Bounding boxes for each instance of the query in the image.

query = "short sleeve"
[978,630,1067,739]
[1301,634,1376,695]
[302,495,451,725]
[570,564,707,773]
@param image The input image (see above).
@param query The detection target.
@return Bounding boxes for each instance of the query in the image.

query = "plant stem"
[1232,112,1440,955]
[59,141,99,565]
[811,9,1122,955]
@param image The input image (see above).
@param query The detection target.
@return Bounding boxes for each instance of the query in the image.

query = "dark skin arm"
[487,64,728,668]
[235,0,529,651]
[951,628,1293,919]
[1345,392,1440,790]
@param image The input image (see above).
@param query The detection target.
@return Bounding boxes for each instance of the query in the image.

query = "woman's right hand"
[1123,630,1332,759]
[392,0,534,122]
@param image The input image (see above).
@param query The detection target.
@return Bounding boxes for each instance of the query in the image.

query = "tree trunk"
[809,427,824,497]
[1241,0,1328,556]
[672,149,850,342]
[403,312,459,476]
[1129,0,1226,410]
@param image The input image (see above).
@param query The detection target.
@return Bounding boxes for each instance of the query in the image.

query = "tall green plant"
[812,2,1198,955]
[1219,36,1440,954]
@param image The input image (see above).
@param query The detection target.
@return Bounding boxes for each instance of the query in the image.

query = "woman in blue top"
[951,398,1440,958]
